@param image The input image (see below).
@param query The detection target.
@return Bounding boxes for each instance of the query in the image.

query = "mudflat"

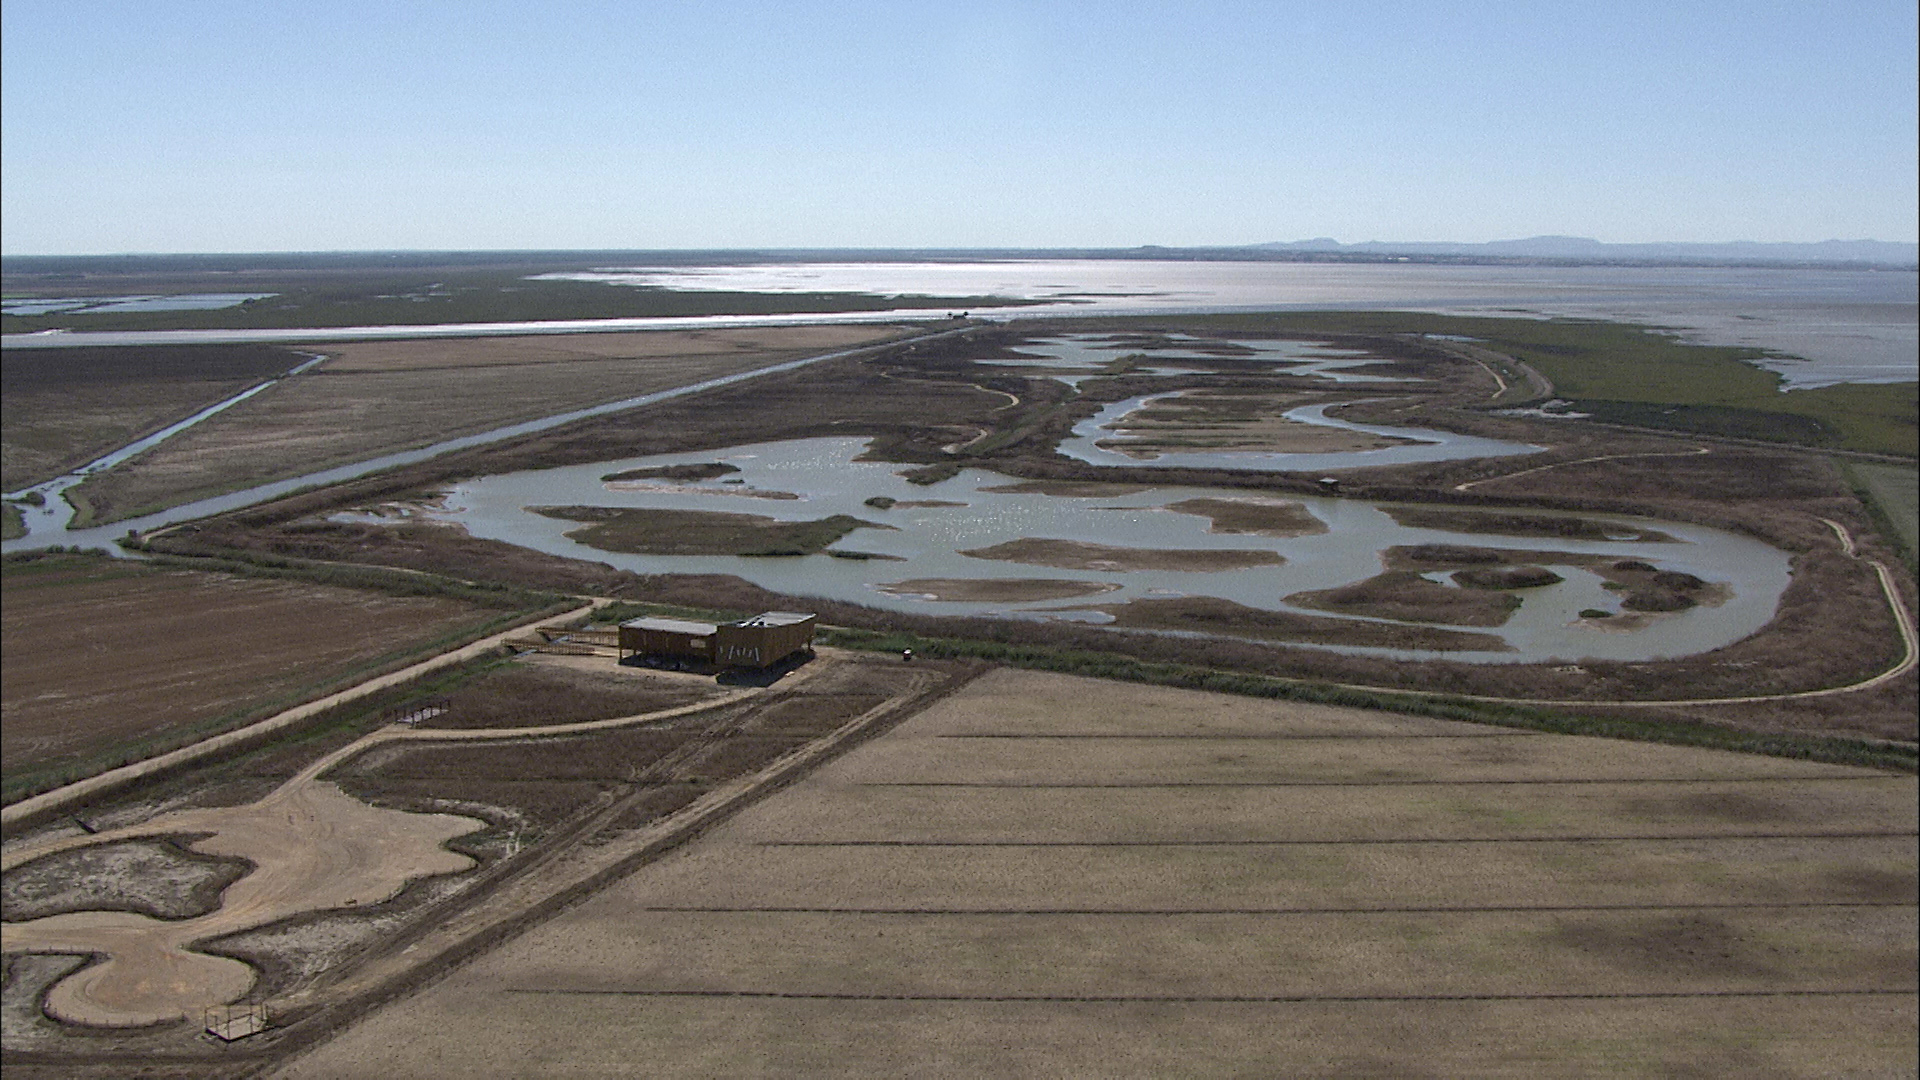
[2,782,480,1027]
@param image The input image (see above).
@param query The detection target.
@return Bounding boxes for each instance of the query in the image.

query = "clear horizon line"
[5,237,1918,261]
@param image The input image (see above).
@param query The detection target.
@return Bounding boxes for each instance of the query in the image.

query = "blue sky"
[3,1,1915,254]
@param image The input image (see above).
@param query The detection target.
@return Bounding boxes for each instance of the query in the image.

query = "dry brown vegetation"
[1087,595,1513,652]
[875,578,1121,602]
[1162,496,1329,536]
[1381,505,1676,542]
[0,343,307,491]
[134,323,1916,742]
[529,505,889,557]
[0,553,502,789]
[0,650,971,1070]
[419,659,726,730]
[959,537,1284,572]
[1093,390,1419,455]
[271,669,1919,1078]
[1285,570,1522,626]
[65,325,908,524]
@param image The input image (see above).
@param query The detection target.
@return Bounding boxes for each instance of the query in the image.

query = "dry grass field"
[65,325,906,524]
[0,554,503,795]
[275,669,1917,1078]
[0,344,308,492]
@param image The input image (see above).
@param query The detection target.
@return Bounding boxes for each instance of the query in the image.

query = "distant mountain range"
[1250,235,1918,266]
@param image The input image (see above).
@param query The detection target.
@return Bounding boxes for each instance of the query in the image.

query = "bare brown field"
[959,537,1284,572]
[0,554,502,785]
[0,344,307,491]
[65,325,907,524]
[274,668,1917,1079]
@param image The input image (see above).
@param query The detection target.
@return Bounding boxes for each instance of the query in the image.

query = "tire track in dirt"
[0,664,806,1028]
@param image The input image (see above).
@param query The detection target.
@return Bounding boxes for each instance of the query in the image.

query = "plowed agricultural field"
[1,555,502,790]
[278,669,1918,1079]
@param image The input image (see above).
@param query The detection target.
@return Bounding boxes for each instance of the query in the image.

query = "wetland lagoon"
[426,435,1789,665]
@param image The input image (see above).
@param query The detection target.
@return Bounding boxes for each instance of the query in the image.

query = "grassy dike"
[1842,459,1919,574]
[818,627,1919,773]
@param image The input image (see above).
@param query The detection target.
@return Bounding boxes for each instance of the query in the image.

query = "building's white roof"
[621,617,719,636]
[734,611,815,627]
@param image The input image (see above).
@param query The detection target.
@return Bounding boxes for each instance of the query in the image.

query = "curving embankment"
[0,673,787,1028]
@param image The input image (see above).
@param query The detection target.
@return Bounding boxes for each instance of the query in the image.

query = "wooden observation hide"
[619,611,816,669]
[714,611,817,668]
[618,617,718,663]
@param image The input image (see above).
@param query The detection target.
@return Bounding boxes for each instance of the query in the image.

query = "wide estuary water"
[10,261,1914,388]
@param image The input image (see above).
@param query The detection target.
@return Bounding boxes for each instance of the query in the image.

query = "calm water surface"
[11,262,1912,389]
[438,436,1789,666]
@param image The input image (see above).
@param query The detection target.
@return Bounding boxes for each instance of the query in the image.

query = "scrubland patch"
[876,578,1122,603]
[1285,570,1522,626]
[960,537,1284,572]
[1162,497,1328,537]
[530,505,888,557]
[1383,505,1676,542]
[1085,595,1513,651]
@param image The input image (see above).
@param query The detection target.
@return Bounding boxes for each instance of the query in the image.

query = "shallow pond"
[1059,395,1542,472]
[987,334,1411,385]
[992,332,1540,472]
[436,436,1789,665]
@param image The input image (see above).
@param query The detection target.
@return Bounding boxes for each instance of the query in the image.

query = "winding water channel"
[433,436,1789,666]
[0,340,914,555]
[6,329,1791,666]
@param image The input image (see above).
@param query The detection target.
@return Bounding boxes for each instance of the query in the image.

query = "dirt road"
[0,669,785,1028]
[1,601,601,831]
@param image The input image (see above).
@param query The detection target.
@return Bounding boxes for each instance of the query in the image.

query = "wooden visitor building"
[619,611,817,670]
